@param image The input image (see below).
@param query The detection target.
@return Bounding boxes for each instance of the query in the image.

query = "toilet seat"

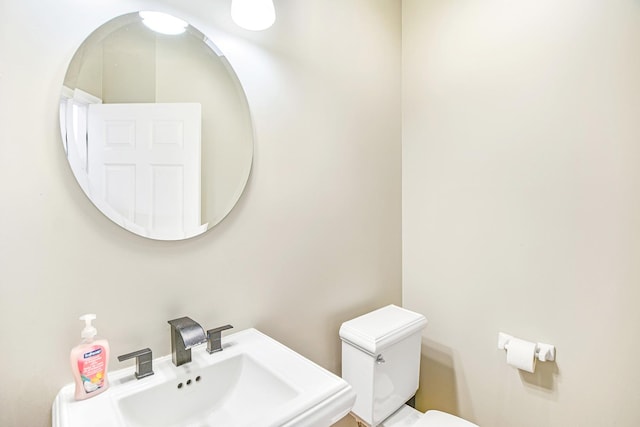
[380,405,478,427]
[418,410,478,427]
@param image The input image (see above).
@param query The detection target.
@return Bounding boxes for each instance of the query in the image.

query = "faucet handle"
[118,348,154,379]
[206,324,233,354]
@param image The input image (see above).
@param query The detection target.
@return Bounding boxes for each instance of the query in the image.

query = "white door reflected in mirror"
[88,103,205,240]
[60,12,253,240]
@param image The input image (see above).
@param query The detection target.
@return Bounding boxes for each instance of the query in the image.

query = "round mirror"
[60,12,253,240]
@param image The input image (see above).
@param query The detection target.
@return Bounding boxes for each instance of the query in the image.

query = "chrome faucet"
[167,317,207,366]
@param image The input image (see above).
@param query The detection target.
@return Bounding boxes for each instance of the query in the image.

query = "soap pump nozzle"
[79,313,98,340]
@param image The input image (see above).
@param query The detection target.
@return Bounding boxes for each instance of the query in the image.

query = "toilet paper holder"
[498,332,555,362]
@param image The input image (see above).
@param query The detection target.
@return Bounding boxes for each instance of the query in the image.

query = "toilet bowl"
[340,305,478,427]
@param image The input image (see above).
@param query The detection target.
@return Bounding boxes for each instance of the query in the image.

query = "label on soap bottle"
[77,345,106,393]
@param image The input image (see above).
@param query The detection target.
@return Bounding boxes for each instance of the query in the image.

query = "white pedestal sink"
[53,328,355,427]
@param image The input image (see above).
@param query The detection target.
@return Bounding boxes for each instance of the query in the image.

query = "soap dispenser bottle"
[70,314,110,400]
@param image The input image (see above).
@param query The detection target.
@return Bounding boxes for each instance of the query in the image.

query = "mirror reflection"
[60,12,253,240]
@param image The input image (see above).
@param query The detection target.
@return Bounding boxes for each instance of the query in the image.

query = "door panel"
[88,103,203,240]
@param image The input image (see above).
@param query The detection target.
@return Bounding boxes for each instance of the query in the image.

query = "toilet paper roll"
[506,338,537,373]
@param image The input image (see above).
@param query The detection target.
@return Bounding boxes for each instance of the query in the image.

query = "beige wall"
[0,1,401,426]
[8,1,638,426]
[403,0,640,426]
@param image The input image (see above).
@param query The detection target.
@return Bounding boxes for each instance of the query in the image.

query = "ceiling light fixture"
[139,11,188,35]
[231,0,276,31]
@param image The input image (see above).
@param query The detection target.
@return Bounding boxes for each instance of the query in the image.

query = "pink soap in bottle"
[69,314,110,400]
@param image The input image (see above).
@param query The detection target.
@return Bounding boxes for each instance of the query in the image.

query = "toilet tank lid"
[339,305,427,355]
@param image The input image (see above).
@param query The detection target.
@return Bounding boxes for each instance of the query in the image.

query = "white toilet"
[340,305,478,427]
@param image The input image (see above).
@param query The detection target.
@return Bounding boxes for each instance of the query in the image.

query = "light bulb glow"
[139,11,188,35]
[231,0,276,31]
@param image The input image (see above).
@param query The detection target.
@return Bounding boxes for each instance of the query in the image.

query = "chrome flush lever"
[206,324,233,354]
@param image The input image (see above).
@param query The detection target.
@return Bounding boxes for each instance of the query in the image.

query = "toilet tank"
[340,305,428,427]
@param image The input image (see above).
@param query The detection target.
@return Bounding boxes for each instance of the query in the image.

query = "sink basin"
[53,328,355,427]
[118,354,299,426]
